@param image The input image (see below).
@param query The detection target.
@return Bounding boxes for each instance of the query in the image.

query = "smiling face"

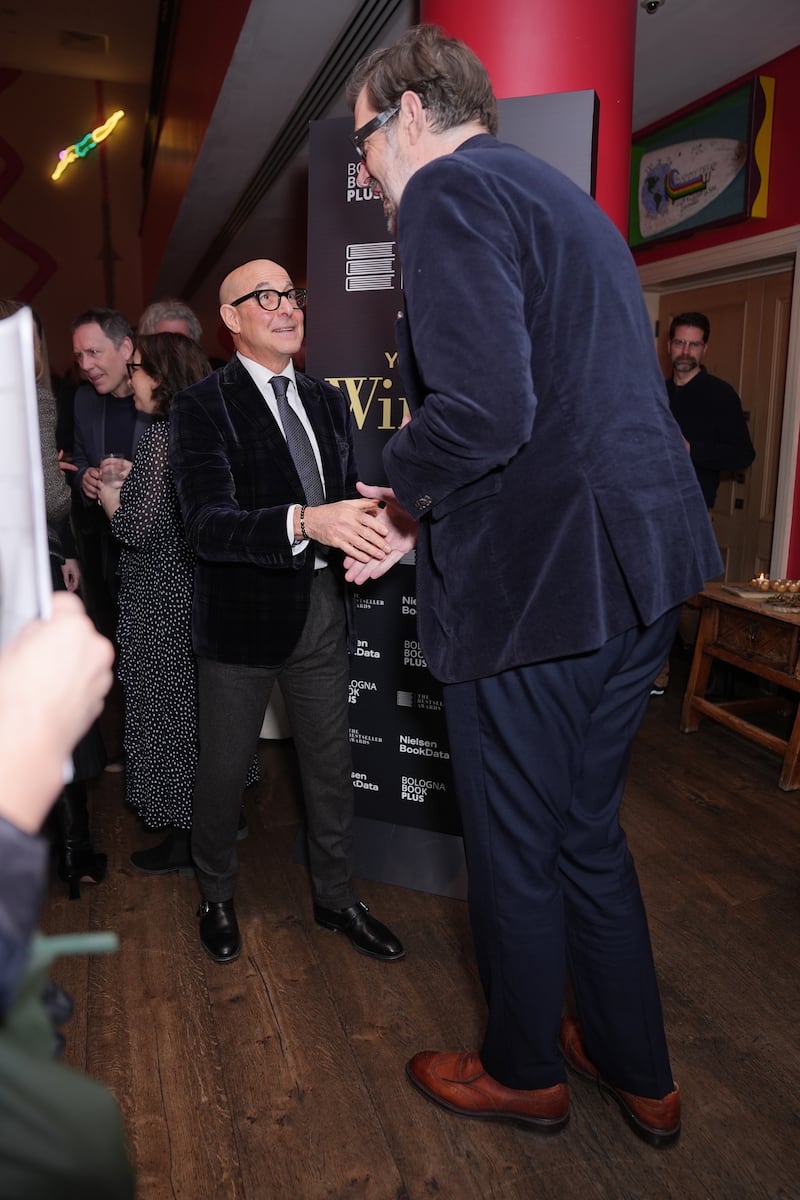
[72,322,133,396]
[353,90,411,236]
[219,259,304,372]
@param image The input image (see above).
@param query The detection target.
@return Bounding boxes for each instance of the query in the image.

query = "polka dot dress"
[111,420,197,830]
[112,421,258,830]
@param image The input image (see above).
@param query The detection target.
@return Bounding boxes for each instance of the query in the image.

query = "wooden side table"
[680,583,800,790]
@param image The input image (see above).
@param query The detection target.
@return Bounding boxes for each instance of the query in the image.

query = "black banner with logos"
[305,96,598,856]
[306,115,458,837]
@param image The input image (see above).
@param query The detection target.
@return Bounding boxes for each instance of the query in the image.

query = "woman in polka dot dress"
[100,333,255,873]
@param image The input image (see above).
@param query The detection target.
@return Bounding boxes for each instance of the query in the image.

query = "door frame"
[638,224,800,577]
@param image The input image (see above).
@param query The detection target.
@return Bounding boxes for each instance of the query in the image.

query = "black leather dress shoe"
[198,899,241,963]
[313,900,405,961]
[131,830,193,876]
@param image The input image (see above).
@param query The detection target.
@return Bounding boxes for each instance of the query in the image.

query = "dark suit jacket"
[384,134,722,684]
[71,383,151,504]
[169,354,357,666]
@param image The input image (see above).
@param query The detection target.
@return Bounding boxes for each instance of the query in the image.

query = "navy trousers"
[443,609,679,1097]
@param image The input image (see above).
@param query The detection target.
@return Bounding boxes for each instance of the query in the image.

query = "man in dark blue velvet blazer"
[346,26,722,1145]
[169,258,403,966]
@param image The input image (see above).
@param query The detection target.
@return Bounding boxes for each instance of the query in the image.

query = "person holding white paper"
[0,300,107,899]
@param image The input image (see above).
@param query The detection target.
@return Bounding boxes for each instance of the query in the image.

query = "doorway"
[658,270,793,580]
[639,224,800,577]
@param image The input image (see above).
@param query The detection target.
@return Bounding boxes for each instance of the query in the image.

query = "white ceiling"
[2,0,799,315]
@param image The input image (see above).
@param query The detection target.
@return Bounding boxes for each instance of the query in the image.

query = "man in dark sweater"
[666,310,755,510]
[650,311,756,695]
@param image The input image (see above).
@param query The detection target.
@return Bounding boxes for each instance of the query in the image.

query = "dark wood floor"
[41,658,800,1200]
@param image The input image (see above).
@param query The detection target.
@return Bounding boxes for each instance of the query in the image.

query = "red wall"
[632,45,800,575]
[421,0,636,235]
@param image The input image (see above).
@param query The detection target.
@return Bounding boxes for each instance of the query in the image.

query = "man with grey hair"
[137,298,202,343]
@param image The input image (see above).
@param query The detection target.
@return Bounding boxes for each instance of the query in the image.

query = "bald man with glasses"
[169,258,404,967]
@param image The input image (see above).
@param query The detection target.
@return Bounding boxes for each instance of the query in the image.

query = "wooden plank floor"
[40,659,800,1199]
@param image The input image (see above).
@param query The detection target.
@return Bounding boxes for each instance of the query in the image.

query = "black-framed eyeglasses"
[351,105,400,162]
[126,360,144,375]
[229,288,307,311]
[670,338,705,351]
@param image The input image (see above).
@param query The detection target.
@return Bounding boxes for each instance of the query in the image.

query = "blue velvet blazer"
[384,135,722,684]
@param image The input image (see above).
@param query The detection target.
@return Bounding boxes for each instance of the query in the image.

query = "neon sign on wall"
[51,110,125,181]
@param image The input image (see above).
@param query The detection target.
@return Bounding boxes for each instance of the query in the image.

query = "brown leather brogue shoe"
[559,1016,681,1147]
[406,1050,569,1132]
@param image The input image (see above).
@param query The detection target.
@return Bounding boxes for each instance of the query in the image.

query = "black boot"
[130,829,193,876]
[55,781,107,900]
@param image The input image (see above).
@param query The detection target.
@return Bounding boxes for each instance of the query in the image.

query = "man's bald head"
[219,259,287,307]
[219,259,305,372]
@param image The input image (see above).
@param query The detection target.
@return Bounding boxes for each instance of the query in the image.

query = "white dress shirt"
[236,353,327,563]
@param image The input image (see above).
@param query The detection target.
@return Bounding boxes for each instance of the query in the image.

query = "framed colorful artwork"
[629,75,774,248]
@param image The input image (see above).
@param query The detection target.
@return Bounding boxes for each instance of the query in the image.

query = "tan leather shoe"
[406,1050,569,1132]
[559,1016,681,1146]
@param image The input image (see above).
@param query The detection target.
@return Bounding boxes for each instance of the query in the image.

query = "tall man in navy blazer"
[346,26,722,1145]
[169,259,403,966]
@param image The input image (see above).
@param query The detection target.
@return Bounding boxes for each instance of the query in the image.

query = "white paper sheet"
[0,307,53,647]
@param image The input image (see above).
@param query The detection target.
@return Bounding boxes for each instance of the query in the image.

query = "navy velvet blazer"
[169,354,357,667]
[384,135,722,684]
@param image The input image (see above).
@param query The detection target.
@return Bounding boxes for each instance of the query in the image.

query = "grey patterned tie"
[270,375,325,506]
